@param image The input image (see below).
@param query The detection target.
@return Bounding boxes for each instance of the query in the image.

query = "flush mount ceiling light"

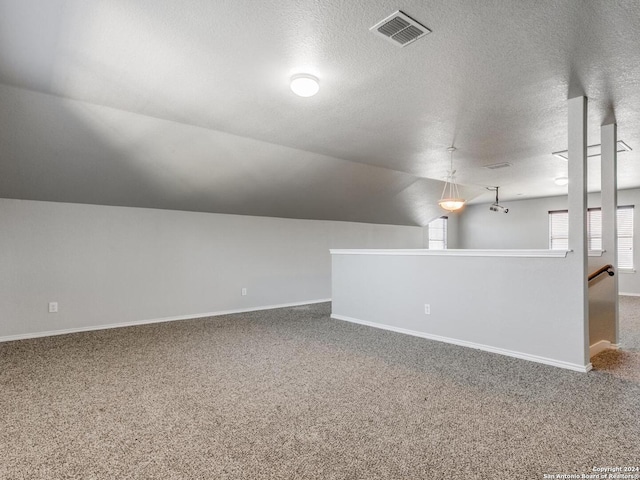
[552,140,632,160]
[554,177,569,186]
[290,74,319,97]
[438,147,466,212]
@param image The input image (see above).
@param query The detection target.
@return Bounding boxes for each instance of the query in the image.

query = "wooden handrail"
[588,264,614,282]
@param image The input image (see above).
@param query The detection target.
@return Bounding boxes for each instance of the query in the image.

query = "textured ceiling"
[1,0,640,225]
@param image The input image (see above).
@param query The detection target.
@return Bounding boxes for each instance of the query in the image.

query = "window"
[587,208,602,251]
[428,217,447,250]
[618,206,634,269]
[548,206,634,269]
[549,210,569,250]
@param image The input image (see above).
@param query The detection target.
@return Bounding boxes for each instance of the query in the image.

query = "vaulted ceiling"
[1,0,639,226]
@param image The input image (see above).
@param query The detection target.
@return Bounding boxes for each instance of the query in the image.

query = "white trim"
[0,299,332,344]
[619,268,636,274]
[589,340,618,358]
[331,313,591,373]
[619,292,640,296]
[329,248,569,258]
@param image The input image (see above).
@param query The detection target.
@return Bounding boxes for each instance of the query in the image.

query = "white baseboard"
[0,298,332,344]
[331,313,592,373]
[619,292,640,297]
[589,339,619,358]
[590,340,612,357]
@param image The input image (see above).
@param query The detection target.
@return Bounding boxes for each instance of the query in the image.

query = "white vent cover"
[370,11,431,47]
[483,162,513,170]
[552,140,632,160]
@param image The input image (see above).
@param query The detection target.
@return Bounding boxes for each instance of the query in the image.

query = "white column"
[567,96,589,363]
[601,123,619,344]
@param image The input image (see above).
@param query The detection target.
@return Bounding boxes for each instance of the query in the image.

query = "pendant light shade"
[438,147,466,212]
[438,198,466,211]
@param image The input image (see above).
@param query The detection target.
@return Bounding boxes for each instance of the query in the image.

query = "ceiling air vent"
[370,10,431,47]
[483,162,513,170]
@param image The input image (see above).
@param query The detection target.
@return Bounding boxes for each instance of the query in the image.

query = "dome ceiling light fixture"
[290,74,320,97]
[438,147,466,212]
[554,177,569,186]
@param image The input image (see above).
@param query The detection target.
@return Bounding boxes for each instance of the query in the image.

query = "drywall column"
[601,123,619,344]
[567,96,589,364]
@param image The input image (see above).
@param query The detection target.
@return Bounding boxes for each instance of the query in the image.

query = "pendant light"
[438,146,466,212]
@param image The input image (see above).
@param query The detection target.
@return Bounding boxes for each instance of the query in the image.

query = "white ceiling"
[1,0,639,225]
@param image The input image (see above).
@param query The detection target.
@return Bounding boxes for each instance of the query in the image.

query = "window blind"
[549,210,569,250]
[587,208,602,251]
[428,216,447,250]
[618,206,634,269]
[548,206,634,269]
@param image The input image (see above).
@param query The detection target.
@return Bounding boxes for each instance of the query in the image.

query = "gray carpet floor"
[1,299,639,479]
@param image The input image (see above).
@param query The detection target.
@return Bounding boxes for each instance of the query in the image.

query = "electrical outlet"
[241,288,247,296]
[424,304,430,315]
[48,302,58,313]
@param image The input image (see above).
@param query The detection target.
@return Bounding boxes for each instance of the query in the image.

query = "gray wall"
[459,196,560,249]
[332,251,588,370]
[1,199,422,339]
[458,189,640,295]
[446,212,461,249]
[588,254,617,347]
